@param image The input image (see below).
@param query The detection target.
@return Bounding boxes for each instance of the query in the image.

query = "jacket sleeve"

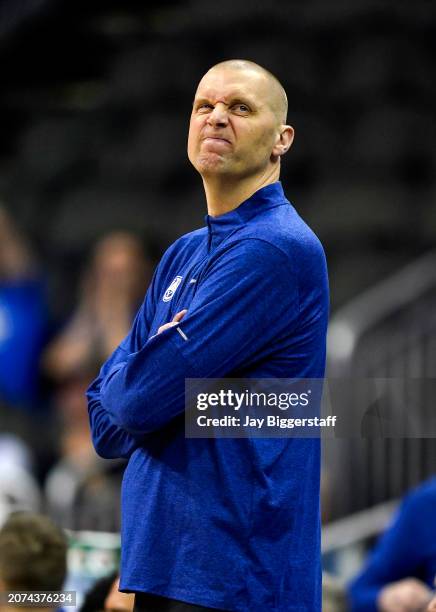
[100,238,302,435]
[348,493,427,612]
[86,278,157,459]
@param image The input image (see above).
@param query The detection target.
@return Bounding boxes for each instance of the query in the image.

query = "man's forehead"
[194,68,269,103]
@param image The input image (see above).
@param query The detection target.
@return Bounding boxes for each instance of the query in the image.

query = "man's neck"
[202,166,280,217]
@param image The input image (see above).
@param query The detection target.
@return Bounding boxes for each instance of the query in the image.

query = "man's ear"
[272,125,294,158]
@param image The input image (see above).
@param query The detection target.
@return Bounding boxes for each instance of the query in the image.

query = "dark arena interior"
[0,2,435,611]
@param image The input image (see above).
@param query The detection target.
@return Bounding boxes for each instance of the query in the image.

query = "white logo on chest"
[163,275,183,302]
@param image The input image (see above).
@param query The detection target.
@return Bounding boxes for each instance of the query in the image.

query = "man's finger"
[172,309,188,322]
[157,322,175,335]
[157,310,188,335]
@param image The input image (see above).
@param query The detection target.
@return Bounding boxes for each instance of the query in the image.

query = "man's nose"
[206,104,229,127]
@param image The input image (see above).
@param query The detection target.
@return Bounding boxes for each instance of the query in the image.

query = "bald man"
[87,60,329,611]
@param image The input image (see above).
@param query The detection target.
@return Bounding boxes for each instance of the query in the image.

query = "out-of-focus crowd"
[0,205,154,533]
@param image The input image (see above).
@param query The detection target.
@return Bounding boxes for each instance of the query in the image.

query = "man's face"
[188,67,280,179]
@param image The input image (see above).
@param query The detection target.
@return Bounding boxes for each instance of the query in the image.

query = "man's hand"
[157,310,188,335]
[378,578,433,612]
[427,595,436,611]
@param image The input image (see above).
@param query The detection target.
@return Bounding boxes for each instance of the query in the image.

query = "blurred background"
[0,1,435,610]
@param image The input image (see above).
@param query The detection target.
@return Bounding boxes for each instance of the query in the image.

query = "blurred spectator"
[70,459,124,532]
[0,206,49,410]
[0,512,66,610]
[43,231,151,381]
[322,573,347,612]
[80,574,134,612]
[0,434,41,526]
[44,371,104,529]
[45,404,124,532]
[0,432,34,472]
[43,231,151,529]
[80,572,117,612]
[348,477,436,611]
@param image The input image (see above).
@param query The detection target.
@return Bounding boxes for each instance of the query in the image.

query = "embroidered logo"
[163,276,183,302]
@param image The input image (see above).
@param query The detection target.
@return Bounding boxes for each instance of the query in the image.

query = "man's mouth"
[202,137,231,145]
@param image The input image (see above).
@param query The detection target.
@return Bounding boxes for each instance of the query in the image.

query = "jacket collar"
[205,181,288,249]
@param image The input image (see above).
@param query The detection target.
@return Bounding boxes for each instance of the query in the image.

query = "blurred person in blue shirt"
[348,477,436,611]
[87,60,329,612]
[0,207,49,410]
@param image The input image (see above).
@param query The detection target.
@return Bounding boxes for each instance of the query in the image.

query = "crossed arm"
[86,239,299,458]
[86,310,187,458]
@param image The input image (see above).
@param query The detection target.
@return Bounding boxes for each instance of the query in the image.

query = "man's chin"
[196,154,228,175]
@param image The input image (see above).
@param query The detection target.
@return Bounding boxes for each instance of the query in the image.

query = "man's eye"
[233,103,250,112]
[197,104,213,111]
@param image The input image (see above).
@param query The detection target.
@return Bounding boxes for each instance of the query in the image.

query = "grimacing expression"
[187,67,283,179]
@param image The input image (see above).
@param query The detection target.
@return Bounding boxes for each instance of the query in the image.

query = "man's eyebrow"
[193,97,212,106]
[193,94,257,107]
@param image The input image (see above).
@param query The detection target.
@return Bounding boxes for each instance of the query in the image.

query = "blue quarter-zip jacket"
[87,181,329,612]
